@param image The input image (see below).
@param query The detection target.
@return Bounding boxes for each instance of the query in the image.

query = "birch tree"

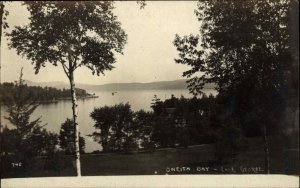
[7,1,127,176]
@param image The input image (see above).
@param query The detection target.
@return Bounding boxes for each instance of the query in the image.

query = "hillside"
[24,79,216,91]
[0,82,95,103]
[24,80,70,90]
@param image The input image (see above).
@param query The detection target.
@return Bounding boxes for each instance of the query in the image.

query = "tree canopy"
[173,0,299,136]
[7,1,127,76]
[174,0,298,96]
[1,69,59,177]
[90,103,135,152]
[174,0,299,174]
[59,118,85,155]
[0,82,92,103]
[7,1,128,176]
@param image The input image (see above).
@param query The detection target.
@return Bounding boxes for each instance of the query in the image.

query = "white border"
[1,175,299,188]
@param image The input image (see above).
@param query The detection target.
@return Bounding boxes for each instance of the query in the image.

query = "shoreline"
[56,95,99,101]
[0,95,99,105]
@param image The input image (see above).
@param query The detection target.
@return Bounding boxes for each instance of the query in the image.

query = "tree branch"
[74,61,82,70]
[61,62,70,79]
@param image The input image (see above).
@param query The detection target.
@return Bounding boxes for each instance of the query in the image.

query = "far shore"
[56,95,99,101]
[0,95,99,105]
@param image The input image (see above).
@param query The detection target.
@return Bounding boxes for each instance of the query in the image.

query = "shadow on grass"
[1,134,299,178]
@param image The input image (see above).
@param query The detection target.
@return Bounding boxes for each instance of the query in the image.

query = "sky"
[1,1,200,85]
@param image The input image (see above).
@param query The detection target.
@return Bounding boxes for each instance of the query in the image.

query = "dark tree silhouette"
[174,0,298,173]
[7,1,127,176]
[59,118,85,155]
[90,103,135,152]
[1,69,58,177]
[134,110,156,149]
[0,1,9,45]
[0,82,93,103]
[0,1,8,157]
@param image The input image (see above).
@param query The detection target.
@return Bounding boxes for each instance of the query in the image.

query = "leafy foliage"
[0,82,92,103]
[174,0,298,96]
[213,110,248,162]
[174,0,298,173]
[59,118,85,155]
[1,69,59,178]
[0,1,9,44]
[90,103,136,152]
[7,1,128,175]
[134,110,156,149]
[90,95,222,152]
[7,1,127,76]
[136,0,147,9]
[174,0,299,135]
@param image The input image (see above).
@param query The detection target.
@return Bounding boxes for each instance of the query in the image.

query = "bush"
[122,136,139,152]
[141,139,156,150]
[44,150,71,172]
[59,118,85,154]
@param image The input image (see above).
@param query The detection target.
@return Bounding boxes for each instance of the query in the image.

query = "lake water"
[1,89,217,153]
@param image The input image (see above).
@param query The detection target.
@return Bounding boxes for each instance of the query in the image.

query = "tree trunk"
[263,125,270,174]
[0,2,4,137]
[0,1,4,161]
[0,1,4,45]
[69,71,81,177]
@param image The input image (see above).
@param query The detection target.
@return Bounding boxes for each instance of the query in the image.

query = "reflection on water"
[1,89,217,152]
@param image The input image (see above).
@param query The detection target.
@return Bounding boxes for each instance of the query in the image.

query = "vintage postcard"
[0,1,299,187]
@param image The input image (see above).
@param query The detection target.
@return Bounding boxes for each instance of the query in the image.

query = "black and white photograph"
[0,1,299,187]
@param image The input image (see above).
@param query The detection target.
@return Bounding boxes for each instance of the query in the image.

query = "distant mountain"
[24,79,216,91]
[25,80,69,89]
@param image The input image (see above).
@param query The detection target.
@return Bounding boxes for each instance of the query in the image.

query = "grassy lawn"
[80,135,298,176]
[2,134,298,178]
[81,144,216,175]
